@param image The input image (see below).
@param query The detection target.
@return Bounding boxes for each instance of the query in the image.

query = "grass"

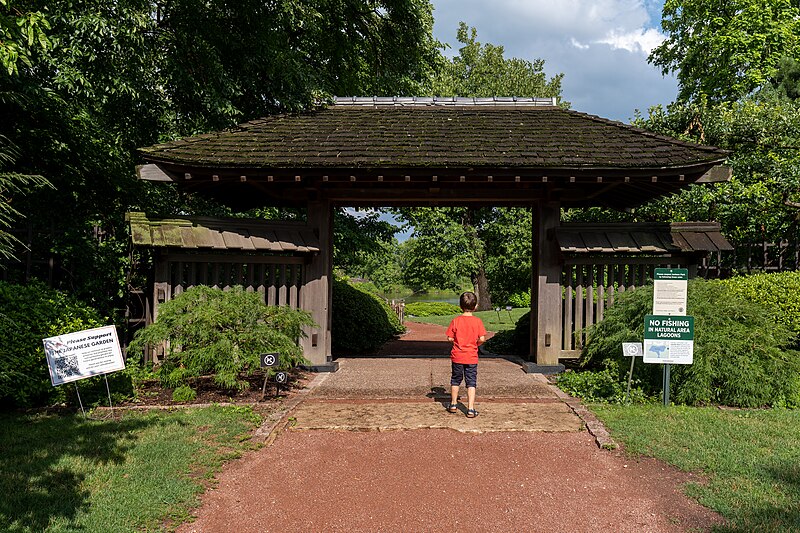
[0,405,262,532]
[591,404,800,532]
[406,307,527,332]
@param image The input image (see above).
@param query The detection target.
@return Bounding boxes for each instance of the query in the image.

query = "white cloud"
[596,27,665,55]
[431,0,677,122]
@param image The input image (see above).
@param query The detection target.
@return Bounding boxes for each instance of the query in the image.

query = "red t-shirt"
[446,315,487,364]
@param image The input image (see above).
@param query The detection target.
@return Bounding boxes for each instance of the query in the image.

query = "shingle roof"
[557,222,733,254]
[126,212,319,253]
[140,104,727,171]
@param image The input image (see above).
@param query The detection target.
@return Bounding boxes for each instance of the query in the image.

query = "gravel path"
[179,430,721,532]
[177,326,723,532]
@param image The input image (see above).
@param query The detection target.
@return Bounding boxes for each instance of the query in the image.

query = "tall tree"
[0,0,441,311]
[650,0,800,102]
[433,22,564,100]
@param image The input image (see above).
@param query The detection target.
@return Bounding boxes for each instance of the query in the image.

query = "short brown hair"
[459,291,478,311]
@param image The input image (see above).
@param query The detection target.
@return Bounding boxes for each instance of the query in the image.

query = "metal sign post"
[260,352,280,399]
[622,343,642,404]
[662,364,671,406]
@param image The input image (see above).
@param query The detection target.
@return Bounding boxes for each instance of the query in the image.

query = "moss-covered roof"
[140,105,727,171]
[126,212,319,253]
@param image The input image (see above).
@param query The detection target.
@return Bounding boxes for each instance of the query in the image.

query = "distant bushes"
[578,280,800,407]
[405,301,461,317]
[0,281,105,407]
[332,279,405,354]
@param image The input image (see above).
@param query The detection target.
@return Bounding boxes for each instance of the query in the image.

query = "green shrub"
[405,301,461,317]
[581,280,800,408]
[332,279,405,354]
[172,384,197,402]
[129,286,315,393]
[506,290,531,308]
[484,310,530,355]
[556,360,653,404]
[723,271,800,336]
[0,281,106,407]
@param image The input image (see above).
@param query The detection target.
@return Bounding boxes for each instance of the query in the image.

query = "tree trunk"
[472,266,492,311]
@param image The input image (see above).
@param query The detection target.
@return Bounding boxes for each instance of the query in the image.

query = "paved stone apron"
[288,358,584,433]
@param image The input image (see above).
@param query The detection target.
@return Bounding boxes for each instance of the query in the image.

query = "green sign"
[643,314,694,364]
[654,268,688,281]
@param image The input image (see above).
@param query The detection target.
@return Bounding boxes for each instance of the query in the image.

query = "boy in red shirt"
[445,292,486,418]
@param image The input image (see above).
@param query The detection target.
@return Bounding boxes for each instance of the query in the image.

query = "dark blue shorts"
[451,362,478,388]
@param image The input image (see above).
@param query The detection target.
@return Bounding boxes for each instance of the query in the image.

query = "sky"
[430,0,678,123]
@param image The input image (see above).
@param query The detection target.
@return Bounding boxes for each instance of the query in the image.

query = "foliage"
[556,361,653,404]
[484,309,530,355]
[128,286,315,392]
[432,23,564,101]
[0,0,442,315]
[506,290,531,308]
[582,280,800,408]
[395,207,533,310]
[723,271,800,336]
[331,279,404,354]
[0,406,261,532]
[0,280,104,407]
[171,384,197,403]
[650,0,800,102]
[629,95,800,248]
[404,301,461,317]
[0,0,50,76]
[593,405,800,532]
[408,307,527,333]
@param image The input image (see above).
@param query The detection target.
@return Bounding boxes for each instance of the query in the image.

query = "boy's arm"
[477,335,485,346]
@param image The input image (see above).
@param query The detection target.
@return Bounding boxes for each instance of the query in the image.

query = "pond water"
[381,292,461,305]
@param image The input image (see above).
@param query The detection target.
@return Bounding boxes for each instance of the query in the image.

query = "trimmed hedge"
[581,280,800,407]
[405,301,461,317]
[723,271,800,337]
[332,279,405,354]
[0,281,105,407]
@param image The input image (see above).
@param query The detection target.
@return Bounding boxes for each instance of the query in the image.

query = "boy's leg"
[450,362,464,407]
[464,364,478,411]
[467,386,476,411]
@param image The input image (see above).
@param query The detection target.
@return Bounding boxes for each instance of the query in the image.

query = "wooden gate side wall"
[560,257,693,358]
[153,254,305,323]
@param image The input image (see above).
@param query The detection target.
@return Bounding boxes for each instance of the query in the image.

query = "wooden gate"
[556,222,732,358]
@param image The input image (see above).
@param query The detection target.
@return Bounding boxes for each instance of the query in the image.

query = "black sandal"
[447,403,458,413]
[466,409,478,418]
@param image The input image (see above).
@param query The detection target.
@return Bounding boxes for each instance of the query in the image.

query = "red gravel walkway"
[180,430,721,533]
[374,321,494,356]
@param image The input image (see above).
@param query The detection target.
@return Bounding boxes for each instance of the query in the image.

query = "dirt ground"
[179,430,722,533]
[139,322,723,532]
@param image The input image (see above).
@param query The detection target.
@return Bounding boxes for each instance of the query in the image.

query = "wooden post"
[530,202,563,367]
[300,200,335,370]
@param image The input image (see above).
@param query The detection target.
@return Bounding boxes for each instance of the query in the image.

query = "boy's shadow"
[427,386,465,413]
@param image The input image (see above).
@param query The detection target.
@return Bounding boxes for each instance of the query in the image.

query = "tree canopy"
[0,0,442,311]
[650,0,800,102]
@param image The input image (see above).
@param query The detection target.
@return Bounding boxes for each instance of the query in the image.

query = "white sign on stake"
[43,325,125,386]
[653,268,688,316]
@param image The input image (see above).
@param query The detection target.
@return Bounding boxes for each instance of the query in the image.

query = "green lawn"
[592,405,800,532]
[0,406,262,532]
[406,307,527,332]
